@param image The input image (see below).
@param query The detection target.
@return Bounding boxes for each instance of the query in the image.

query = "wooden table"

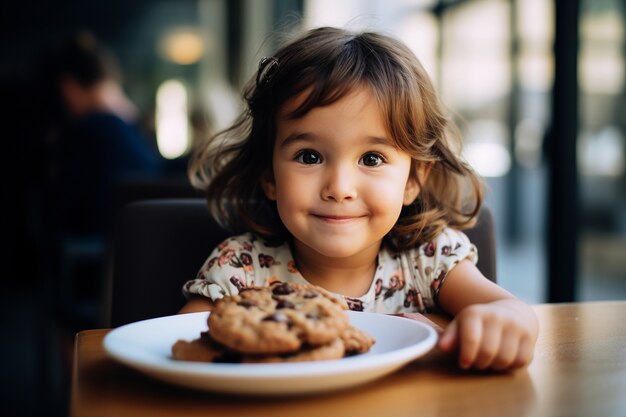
[70,301,626,417]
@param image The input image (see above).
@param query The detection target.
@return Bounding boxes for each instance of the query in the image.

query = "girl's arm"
[178,296,214,314]
[437,259,539,371]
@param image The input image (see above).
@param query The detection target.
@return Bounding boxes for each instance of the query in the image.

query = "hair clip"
[256,57,279,87]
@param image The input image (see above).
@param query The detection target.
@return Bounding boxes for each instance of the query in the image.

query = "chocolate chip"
[276,299,295,309]
[237,299,257,308]
[303,291,318,299]
[272,283,295,295]
[262,312,289,323]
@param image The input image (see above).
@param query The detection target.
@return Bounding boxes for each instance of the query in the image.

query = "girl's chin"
[297,239,377,259]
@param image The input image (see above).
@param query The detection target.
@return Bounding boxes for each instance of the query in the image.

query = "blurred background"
[2,0,625,415]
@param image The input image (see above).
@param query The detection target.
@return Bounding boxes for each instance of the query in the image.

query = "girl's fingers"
[457,316,483,369]
[438,319,458,352]
[512,336,535,369]
[442,309,535,371]
[472,322,502,370]
[489,330,520,370]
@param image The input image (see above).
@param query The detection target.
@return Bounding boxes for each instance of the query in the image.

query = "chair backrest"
[108,199,230,327]
[464,207,497,284]
[108,199,496,327]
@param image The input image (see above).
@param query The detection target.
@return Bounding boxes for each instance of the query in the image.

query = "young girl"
[180,27,538,371]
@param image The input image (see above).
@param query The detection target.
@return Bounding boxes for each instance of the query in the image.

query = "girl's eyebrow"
[278,132,394,148]
[278,132,313,149]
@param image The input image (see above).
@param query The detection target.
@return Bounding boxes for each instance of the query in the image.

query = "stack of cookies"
[172,282,375,363]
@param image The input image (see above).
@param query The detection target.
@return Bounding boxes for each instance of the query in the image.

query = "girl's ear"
[261,169,277,201]
[403,163,432,205]
[403,178,420,205]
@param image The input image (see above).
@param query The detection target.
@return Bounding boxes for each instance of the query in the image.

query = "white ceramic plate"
[103,311,437,396]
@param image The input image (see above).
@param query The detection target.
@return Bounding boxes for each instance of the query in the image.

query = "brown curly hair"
[189,27,483,250]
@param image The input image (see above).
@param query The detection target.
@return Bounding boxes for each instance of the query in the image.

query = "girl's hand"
[438,299,537,371]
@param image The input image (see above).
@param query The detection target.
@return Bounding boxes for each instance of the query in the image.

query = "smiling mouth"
[312,214,365,222]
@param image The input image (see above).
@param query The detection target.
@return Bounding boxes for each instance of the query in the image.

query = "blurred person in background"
[38,31,169,336]
[43,31,164,238]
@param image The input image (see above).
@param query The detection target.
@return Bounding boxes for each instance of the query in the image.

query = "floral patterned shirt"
[182,228,478,314]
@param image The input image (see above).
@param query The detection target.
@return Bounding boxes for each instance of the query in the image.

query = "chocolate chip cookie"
[172,331,347,363]
[172,331,240,363]
[207,282,350,354]
[240,337,346,363]
[341,325,376,355]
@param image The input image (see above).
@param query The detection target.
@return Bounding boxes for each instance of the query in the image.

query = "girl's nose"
[321,164,357,202]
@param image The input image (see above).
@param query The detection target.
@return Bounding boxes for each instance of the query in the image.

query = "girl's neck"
[291,240,381,298]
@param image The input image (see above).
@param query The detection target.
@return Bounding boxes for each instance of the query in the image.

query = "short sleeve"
[182,235,257,301]
[412,228,478,304]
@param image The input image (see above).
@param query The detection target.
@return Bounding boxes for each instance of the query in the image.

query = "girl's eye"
[360,152,384,167]
[295,150,322,164]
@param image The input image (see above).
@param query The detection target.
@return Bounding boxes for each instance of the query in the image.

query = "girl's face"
[262,86,423,261]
